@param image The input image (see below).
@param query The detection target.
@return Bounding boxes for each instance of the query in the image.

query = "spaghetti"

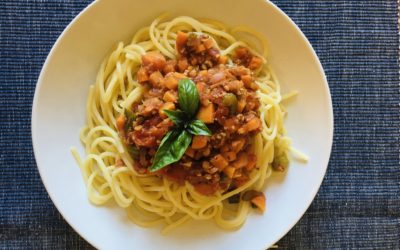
[71,15,294,234]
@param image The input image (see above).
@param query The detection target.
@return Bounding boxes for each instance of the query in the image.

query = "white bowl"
[32,0,333,249]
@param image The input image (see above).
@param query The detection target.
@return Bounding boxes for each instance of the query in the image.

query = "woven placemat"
[0,0,398,249]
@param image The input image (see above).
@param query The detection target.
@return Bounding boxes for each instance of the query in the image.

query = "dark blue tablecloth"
[0,0,399,249]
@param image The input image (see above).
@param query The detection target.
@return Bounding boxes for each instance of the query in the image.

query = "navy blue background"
[0,0,398,249]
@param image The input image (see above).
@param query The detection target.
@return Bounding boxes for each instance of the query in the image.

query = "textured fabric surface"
[0,0,398,249]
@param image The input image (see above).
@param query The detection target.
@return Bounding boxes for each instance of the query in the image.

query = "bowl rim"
[31,0,334,248]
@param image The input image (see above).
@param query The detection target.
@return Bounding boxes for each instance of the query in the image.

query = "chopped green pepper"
[222,93,238,114]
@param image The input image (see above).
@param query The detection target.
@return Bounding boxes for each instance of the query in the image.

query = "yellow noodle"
[71,15,296,234]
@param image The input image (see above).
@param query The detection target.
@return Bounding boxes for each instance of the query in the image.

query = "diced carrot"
[163,90,177,103]
[192,135,208,149]
[246,154,257,171]
[163,72,186,90]
[185,147,195,158]
[176,31,188,53]
[159,102,175,118]
[196,103,215,123]
[196,44,206,53]
[163,73,179,90]
[241,75,252,88]
[173,72,186,80]
[235,47,248,57]
[203,38,215,49]
[165,101,176,110]
[199,70,208,77]
[223,151,237,161]
[149,71,163,86]
[142,51,166,71]
[232,138,246,153]
[251,194,266,213]
[237,98,246,113]
[250,81,258,90]
[163,60,176,74]
[136,67,148,83]
[243,118,261,132]
[223,166,235,178]
[233,152,248,169]
[116,115,125,132]
[218,55,228,64]
[248,56,263,71]
[211,154,229,170]
[177,58,188,72]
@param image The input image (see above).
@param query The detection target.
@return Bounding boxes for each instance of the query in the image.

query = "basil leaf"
[158,130,180,152]
[149,130,192,172]
[186,119,212,136]
[148,130,180,171]
[178,78,200,118]
[163,109,187,127]
[124,109,136,131]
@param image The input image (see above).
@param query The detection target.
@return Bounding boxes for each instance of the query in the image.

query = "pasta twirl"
[71,15,292,234]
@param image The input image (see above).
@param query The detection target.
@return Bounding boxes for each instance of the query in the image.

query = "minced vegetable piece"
[116,32,263,195]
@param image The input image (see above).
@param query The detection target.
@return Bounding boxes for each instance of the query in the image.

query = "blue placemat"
[0,0,398,249]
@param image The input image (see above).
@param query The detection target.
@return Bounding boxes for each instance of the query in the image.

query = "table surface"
[0,0,399,249]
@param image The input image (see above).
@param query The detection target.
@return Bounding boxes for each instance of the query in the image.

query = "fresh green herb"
[124,109,136,131]
[163,109,187,127]
[178,78,200,118]
[149,130,192,172]
[149,78,212,172]
[186,119,212,136]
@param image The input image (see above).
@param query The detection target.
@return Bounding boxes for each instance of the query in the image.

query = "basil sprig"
[163,109,187,127]
[149,79,212,172]
[186,119,212,136]
[178,78,200,117]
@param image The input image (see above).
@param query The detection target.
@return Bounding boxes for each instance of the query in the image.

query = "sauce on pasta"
[72,15,292,234]
[117,32,263,197]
